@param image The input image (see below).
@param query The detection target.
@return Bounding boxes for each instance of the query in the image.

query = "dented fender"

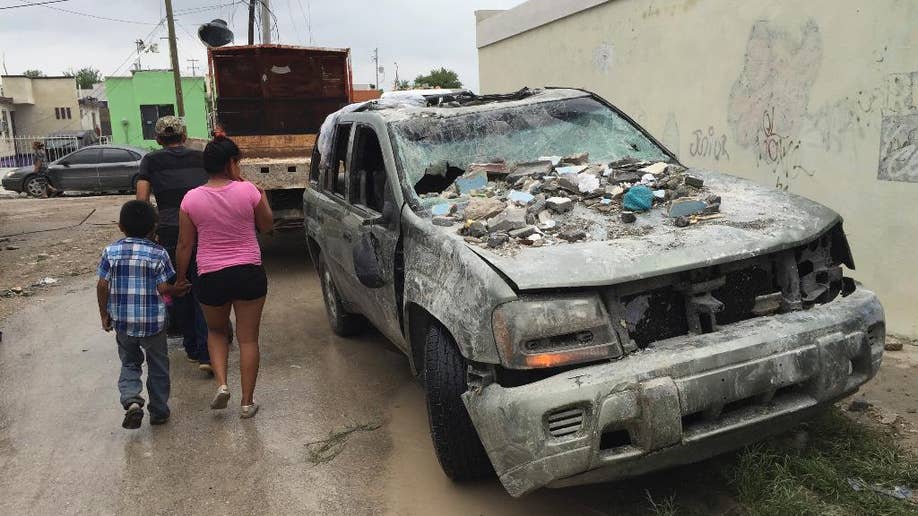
[402,207,518,364]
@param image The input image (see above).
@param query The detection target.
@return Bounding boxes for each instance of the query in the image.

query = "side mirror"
[353,232,386,288]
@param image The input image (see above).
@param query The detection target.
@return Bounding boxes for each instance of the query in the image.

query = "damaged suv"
[303,88,884,497]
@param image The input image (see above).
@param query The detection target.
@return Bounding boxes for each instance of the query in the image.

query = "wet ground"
[0,195,915,515]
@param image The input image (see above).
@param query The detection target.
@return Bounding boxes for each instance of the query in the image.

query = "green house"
[105,70,208,148]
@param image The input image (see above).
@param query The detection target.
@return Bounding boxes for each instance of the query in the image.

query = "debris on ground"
[848,398,872,412]
[418,153,717,250]
[847,477,918,505]
[305,421,382,465]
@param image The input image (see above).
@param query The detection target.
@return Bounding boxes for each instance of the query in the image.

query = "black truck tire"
[316,252,366,337]
[424,323,494,480]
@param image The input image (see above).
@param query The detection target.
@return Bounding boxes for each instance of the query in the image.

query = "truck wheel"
[424,323,494,480]
[317,252,366,336]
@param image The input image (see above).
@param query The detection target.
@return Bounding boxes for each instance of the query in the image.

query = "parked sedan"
[1,145,148,197]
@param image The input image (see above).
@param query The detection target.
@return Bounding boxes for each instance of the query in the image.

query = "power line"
[26,0,156,23]
[0,0,68,10]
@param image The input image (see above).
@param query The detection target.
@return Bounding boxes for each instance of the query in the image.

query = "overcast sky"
[0,0,523,91]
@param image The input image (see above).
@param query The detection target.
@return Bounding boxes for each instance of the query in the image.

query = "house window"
[55,107,60,119]
[139,104,176,140]
[66,107,72,119]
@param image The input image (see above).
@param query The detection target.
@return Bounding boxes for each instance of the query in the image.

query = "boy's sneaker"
[122,403,143,429]
[210,385,230,410]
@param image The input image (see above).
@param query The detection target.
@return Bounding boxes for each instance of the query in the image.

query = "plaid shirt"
[97,237,174,337]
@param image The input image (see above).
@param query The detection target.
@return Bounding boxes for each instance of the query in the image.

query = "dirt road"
[0,195,915,515]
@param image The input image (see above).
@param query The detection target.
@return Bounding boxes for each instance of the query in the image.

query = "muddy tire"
[316,251,366,337]
[424,323,493,480]
[24,175,48,198]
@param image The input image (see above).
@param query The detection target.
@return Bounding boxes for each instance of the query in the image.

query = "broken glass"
[390,97,671,193]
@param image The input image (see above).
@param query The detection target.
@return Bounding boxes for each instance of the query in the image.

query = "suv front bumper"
[463,286,884,497]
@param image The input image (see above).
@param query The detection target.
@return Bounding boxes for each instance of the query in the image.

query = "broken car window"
[390,97,671,195]
[349,126,387,213]
[328,123,352,197]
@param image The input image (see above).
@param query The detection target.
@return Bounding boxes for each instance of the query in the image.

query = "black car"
[2,144,148,197]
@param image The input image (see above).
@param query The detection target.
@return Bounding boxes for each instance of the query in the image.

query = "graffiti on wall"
[689,126,730,161]
[878,72,918,182]
[727,19,822,189]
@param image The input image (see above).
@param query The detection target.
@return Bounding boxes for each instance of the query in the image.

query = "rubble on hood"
[419,153,721,250]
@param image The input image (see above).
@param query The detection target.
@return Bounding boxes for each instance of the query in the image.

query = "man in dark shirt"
[136,116,212,372]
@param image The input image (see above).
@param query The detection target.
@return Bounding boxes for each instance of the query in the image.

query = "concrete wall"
[106,71,208,148]
[477,0,918,337]
[0,76,81,136]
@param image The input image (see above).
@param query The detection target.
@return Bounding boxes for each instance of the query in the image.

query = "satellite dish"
[198,19,234,47]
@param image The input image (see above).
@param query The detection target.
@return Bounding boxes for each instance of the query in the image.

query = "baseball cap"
[154,116,187,137]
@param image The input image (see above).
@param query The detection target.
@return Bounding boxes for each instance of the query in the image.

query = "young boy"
[97,200,189,429]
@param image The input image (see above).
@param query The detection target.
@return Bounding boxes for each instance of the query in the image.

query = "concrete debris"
[558,228,587,242]
[509,225,539,239]
[487,207,527,233]
[546,197,574,213]
[578,173,600,193]
[560,152,589,165]
[885,340,904,351]
[685,175,704,188]
[669,198,708,218]
[487,232,510,248]
[640,161,669,176]
[464,197,506,220]
[424,152,721,250]
[507,190,535,205]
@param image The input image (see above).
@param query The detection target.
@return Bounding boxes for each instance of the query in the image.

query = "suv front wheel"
[316,251,366,337]
[424,323,494,480]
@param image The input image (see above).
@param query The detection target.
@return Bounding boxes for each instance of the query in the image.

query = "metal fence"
[0,135,111,168]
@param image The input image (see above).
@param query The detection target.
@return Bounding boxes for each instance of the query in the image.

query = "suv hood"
[465,170,841,291]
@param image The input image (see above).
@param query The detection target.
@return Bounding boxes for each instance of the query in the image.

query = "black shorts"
[195,264,268,306]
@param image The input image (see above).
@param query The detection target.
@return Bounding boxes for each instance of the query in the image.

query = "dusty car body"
[2,144,147,196]
[302,88,884,497]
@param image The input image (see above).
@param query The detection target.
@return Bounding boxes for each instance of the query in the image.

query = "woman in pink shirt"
[176,134,273,419]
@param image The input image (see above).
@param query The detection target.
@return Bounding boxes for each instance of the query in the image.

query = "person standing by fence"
[31,141,59,197]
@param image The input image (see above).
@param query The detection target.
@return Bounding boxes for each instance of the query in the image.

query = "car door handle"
[342,231,353,242]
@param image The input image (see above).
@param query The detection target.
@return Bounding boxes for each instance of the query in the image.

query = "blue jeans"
[116,331,170,419]
[159,225,210,364]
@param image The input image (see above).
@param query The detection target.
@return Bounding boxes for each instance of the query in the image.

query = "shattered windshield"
[390,96,671,193]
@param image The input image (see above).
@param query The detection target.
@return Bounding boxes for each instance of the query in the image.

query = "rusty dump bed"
[208,44,352,136]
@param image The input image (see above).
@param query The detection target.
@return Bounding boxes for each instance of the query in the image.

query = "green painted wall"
[105,71,208,148]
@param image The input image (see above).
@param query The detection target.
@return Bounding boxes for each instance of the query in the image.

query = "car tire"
[23,175,48,198]
[317,251,366,336]
[424,323,494,481]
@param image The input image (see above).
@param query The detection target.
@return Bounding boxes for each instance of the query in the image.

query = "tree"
[63,67,102,90]
[414,67,462,89]
[23,69,45,78]
[395,79,412,90]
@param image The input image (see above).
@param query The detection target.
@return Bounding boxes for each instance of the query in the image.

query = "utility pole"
[164,0,184,117]
[373,48,379,90]
[261,0,271,44]
[247,0,255,44]
[393,62,399,90]
[187,58,199,76]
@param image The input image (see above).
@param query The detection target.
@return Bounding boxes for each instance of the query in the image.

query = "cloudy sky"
[0,0,523,91]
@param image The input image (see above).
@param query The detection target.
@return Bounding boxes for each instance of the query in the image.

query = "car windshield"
[390,96,671,192]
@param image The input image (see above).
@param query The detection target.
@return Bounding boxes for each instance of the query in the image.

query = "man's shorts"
[195,264,268,306]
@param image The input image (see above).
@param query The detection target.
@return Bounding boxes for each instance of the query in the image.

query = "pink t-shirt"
[181,181,262,275]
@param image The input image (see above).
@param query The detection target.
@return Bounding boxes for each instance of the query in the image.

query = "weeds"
[728,408,918,515]
[305,421,382,465]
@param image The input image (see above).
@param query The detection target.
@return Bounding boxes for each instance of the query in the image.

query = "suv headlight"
[492,293,623,369]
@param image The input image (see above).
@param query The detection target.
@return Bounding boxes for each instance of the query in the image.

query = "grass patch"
[727,408,918,515]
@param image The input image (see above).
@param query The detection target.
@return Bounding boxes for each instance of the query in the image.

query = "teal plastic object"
[623,185,654,212]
